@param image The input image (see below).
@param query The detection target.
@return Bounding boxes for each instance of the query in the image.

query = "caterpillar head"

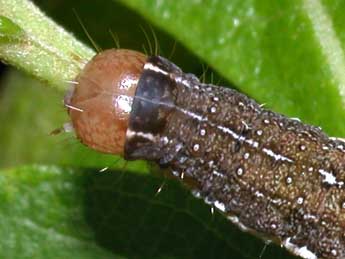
[65,49,147,155]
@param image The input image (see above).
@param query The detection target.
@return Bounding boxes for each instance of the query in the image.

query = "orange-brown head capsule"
[65,49,147,155]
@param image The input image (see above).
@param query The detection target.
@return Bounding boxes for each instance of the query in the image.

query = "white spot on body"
[271,198,282,205]
[200,129,206,136]
[322,145,329,150]
[297,197,304,205]
[255,191,264,198]
[337,144,344,150]
[162,136,169,145]
[256,130,263,136]
[283,238,317,259]
[213,170,225,178]
[214,201,226,212]
[210,107,217,113]
[318,169,337,185]
[300,145,306,151]
[303,214,316,220]
[246,139,259,148]
[193,144,200,151]
[286,176,292,184]
[237,167,244,176]
[244,152,250,159]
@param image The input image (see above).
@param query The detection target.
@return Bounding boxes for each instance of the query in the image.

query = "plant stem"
[0,0,95,91]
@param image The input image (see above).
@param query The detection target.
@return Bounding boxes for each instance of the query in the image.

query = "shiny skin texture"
[66,49,146,154]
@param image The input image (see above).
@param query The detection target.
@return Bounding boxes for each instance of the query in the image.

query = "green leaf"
[0,165,115,259]
[0,165,299,259]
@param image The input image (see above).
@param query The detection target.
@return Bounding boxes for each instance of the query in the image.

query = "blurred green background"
[1,0,345,258]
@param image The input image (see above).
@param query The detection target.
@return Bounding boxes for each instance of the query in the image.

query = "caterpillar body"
[65,49,345,259]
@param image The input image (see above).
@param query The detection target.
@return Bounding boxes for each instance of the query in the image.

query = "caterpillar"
[65,48,345,259]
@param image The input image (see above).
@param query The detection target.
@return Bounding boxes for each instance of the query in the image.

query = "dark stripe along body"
[125,56,345,259]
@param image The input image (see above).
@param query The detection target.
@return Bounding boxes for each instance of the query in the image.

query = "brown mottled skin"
[163,80,345,259]
[67,50,345,259]
[66,49,146,154]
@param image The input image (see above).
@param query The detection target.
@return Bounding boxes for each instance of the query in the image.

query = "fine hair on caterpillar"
[59,13,168,171]
[72,10,164,57]
[62,14,216,169]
